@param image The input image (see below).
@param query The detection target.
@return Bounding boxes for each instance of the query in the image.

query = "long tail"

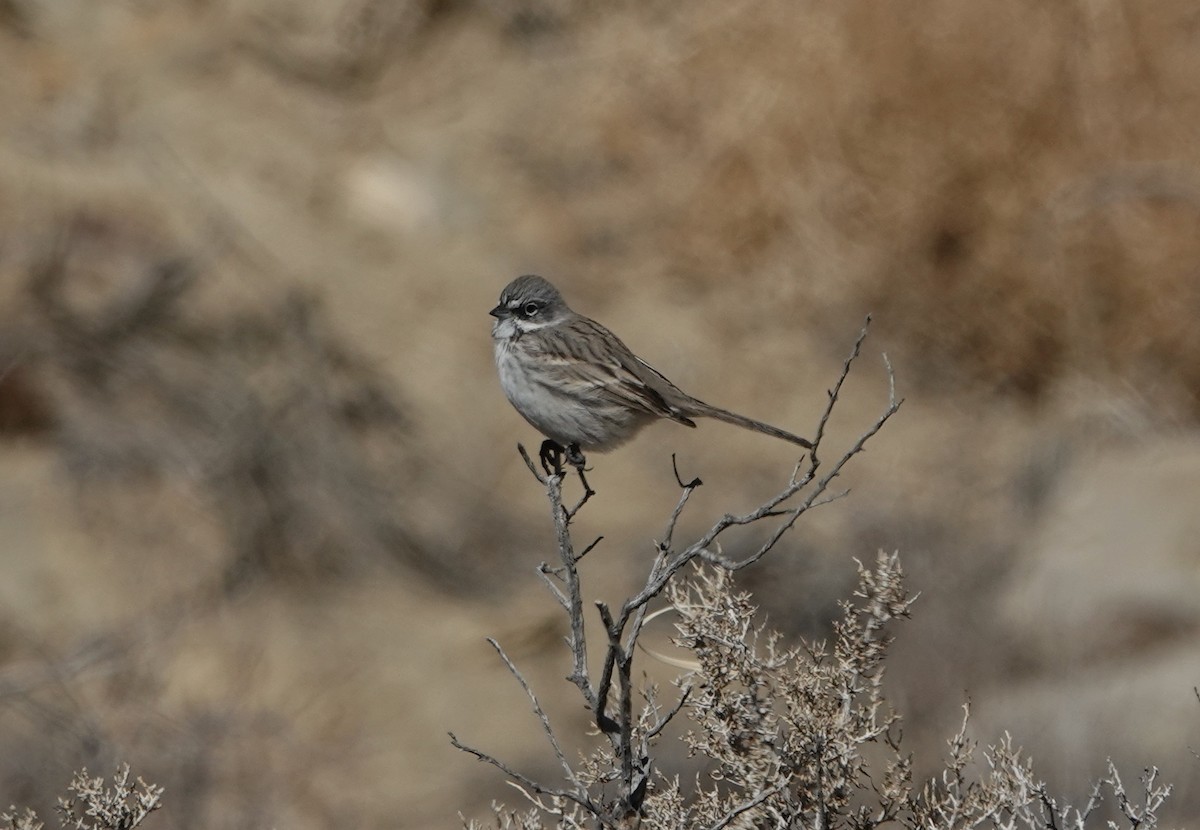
[689,400,813,449]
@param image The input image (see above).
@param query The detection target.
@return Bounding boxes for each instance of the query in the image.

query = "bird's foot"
[538,439,566,477]
[537,441,596,519]
[565,443,595,498]
[565,443,587,470]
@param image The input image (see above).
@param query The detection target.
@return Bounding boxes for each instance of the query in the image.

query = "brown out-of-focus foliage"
[4,201,470,587]
[0,0,1199,826]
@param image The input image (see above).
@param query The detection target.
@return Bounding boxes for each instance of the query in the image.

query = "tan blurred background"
[1,0,1199,825]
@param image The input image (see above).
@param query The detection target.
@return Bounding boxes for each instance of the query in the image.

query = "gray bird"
[490,275,812,468]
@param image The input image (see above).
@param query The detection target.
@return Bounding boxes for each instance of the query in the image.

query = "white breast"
[492,333,641,450]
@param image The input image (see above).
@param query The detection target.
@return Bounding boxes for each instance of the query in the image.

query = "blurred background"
[1,0,1199,825]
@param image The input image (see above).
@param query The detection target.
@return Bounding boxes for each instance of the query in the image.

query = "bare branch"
[659,476,701,554]
[811,314,875,453]
[542,474,600,716]
[449,733,597,817]
[671,453,702,489]
[503,782,588,829]
[576,535,605,561]
[645,686,691,740]
[535,563,570,610]
[517,443,548,484]
[705,783,788,830]
[485,638,578,787]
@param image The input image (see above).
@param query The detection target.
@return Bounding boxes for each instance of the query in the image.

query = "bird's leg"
[538,439,566,477]
[565,443,595,498]
[538,441,595,521]
[565,443,587,469]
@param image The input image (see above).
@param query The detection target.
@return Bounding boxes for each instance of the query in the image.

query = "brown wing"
[530,316,698,427]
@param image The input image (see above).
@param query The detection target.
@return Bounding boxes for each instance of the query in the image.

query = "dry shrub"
[3,765,161,830]
[470,556,1174,829]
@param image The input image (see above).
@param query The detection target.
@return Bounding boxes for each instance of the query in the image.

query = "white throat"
[491,314,558,341]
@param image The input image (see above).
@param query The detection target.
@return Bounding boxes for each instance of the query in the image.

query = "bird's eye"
[522,302,541,317]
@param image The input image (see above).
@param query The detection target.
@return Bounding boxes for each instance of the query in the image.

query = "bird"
[490,275,812,472]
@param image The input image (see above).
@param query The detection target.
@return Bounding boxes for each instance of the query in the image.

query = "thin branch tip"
[671,453,702,489]
[517,443,548,483]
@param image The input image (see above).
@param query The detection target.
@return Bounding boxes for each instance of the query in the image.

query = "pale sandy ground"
[0,1,1199,826]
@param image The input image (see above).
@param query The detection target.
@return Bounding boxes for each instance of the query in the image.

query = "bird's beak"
[489,304,506,319]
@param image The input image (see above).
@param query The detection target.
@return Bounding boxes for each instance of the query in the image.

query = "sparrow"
[490,275,811,470]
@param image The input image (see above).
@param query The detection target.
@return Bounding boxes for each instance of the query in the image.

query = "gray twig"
[484,637,578,787]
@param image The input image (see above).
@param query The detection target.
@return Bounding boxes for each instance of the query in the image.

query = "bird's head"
[490,275,571,337]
